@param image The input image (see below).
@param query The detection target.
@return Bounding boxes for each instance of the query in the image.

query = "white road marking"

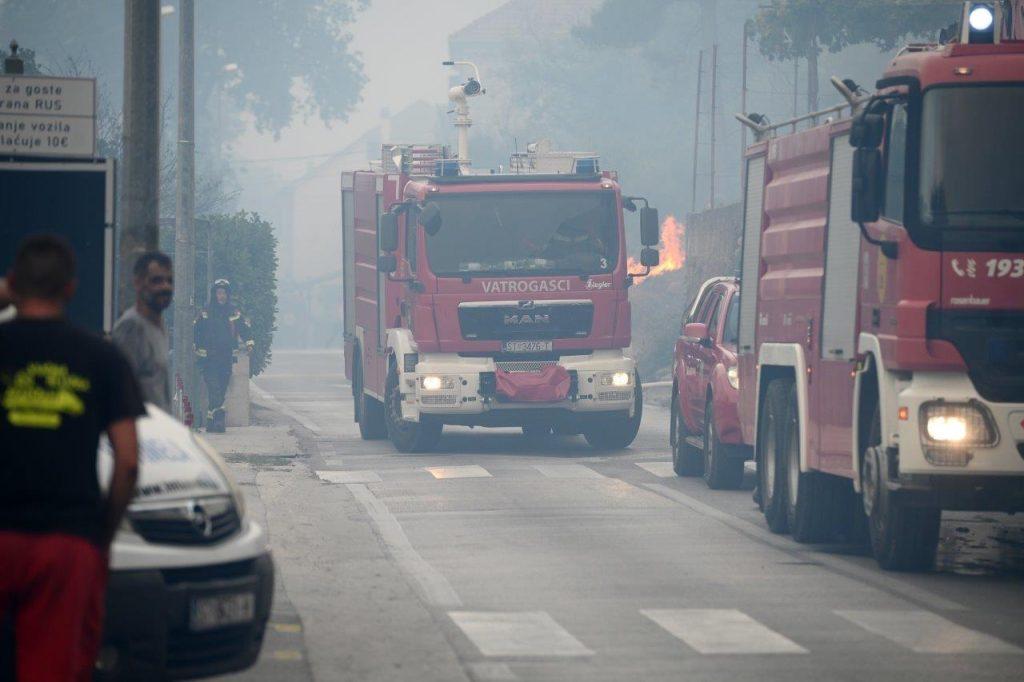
[836,610,1024,654]
[467,662,517,681]
[642,609,807,655]
[316,470,381,484]
[427,465,492,479]
[532,464,605,479]
[449,611,593,657]
[643,482,967,612]
[346,483,462,608]
[635,461,676,478]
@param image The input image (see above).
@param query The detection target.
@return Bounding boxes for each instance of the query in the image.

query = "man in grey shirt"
[112,252,174,411]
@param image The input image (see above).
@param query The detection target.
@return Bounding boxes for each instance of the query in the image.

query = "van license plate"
[190,592,255,631]
[502,340,552,353]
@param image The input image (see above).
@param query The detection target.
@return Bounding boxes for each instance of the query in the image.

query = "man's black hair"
[133,251,172,279]
[9,234,76,299]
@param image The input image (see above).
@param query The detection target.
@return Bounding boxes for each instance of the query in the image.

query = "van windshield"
[424,191,619,277]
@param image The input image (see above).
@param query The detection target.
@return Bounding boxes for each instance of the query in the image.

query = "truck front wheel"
[385,368,441,453]
[583,375,642,450]
[861,405,940,571]
[354,355,386,440]
[758,378,790,534]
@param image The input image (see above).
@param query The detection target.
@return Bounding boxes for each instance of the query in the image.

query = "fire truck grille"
[421,394,458,406]
[927,309,1024,403]
[495,360,558,373]
[458,301,593,341]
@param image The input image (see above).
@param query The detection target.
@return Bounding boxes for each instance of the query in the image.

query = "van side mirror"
[851,148,882,224]
[379,212,399,252]
[640,207,660,246]
[640,247,660,267]
[378,254,397,274]
[419,202,442,236]
[850,112,885,149]
[684,322,710,346]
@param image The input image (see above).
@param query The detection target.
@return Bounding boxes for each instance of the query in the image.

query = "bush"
[197,211,278,376]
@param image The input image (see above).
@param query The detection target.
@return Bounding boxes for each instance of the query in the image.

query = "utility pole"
[119,0,161,310]
[740,22,748,162]
[793,58,799,120]
[174,0,196,408]
[690,50,703,214]
[709,43,718,210]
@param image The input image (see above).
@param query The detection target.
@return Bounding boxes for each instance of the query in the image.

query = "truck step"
[685,435,705,451]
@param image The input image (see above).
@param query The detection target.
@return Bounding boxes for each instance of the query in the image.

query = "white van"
[96,406,274,680]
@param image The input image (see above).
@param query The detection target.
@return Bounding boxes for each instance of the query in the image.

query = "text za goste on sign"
[0,76,96,158]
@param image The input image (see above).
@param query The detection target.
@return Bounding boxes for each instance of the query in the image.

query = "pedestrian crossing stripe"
[835,610,1023,654]
[642,609,808,655]
[449,611,593,657]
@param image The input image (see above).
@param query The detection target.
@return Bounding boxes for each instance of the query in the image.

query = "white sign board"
[0,75,97,158]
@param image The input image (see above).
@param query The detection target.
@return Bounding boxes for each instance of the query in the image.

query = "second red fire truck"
[735,1,1024,570]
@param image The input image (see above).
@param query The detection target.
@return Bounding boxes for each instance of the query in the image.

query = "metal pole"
[174,0,196,411]
[119,0,161,311]
[709,43,718,210]
[740,23,748,159]
[793,58,799,120]
[690,50,703,214]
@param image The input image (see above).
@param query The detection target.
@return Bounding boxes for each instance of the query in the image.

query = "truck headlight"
[920,401,996,447]
[726,366,739,390]
[601,371,632,387]
[421,375,456,391]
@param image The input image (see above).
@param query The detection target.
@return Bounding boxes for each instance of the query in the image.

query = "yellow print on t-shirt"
[2,362,90,429]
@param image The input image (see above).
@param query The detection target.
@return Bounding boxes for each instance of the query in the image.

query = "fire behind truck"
[342,63,660,453]
[735,1,1024,571]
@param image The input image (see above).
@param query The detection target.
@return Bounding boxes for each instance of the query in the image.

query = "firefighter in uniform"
[194,279,254,432]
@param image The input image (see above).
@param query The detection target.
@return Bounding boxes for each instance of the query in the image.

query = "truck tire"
[781,382,833,543]
[861,404,940,571]
[583,375,642,450]
[758,378,790,534]
[703,399,744,490]
[384,368,442,453]
[354,356,386,440]
[671,386,702,476]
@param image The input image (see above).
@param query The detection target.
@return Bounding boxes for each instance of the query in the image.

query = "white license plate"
[502,340,552,353]
[189,592,255,632]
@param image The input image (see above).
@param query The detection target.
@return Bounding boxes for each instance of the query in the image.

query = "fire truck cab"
[737,2,1024,570]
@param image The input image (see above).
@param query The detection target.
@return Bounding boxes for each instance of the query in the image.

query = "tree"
[199,211,279,376]
[752,0,961,112]
[0,0,368,136]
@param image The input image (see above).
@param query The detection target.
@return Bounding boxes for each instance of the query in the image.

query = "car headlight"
[726,366,739,390]
[600,371,633,387]
[421,375,456,391]
[920,401,996,447]
[191,433,246,520]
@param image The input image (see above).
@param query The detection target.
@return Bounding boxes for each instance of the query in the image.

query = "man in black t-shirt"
[0,235,145,682]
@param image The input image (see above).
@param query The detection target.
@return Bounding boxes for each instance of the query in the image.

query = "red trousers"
[0,531,108,682]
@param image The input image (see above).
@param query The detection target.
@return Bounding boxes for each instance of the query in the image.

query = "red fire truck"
[735,1,1024,570]
[342,64,660,453]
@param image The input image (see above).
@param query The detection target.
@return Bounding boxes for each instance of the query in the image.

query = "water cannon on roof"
[443,60,485,174]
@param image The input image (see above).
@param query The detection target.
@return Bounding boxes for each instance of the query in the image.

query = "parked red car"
[670,276,750,488]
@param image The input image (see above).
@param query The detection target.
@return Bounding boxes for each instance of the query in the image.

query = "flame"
[629,214,686,280]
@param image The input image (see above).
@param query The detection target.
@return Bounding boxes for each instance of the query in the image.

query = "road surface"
[214,349,1024,682]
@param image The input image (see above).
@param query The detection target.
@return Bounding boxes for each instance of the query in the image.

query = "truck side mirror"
[640,246,660,268]
[378,253,397,274]
[851,148,882,224]
[850,112,885,149]
[379,212,399,252]
[419,202,442,236]
[640,207,660,246]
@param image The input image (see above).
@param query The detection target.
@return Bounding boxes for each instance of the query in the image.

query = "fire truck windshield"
[918,85,1024,230]
[423,191,619,277]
